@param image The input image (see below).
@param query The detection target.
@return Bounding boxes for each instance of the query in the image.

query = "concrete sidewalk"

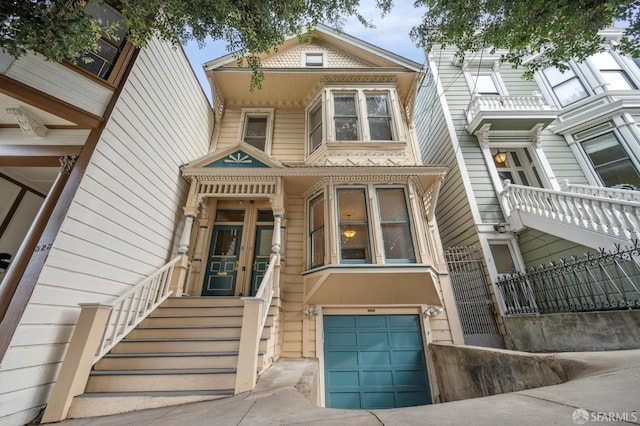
[57,350,640,426]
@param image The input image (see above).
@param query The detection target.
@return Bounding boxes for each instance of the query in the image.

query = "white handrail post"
[234,298,263,394]
[41,304,111,423]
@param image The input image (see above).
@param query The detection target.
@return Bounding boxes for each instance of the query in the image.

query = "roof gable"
[183,141,286,170]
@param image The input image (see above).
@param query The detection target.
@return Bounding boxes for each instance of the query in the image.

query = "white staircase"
[67,297,276,418]
[501,180,640,250]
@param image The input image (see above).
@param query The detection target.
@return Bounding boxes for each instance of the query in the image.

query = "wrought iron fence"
[496,242,640,315]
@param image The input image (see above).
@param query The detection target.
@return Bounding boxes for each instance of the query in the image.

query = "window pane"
[338,189,370,263]
[306,53,323,66]
[554,78,588,106]
[244,116,267,150]
[216,210,245,222]
[600,71,635,90]
[335,118,358,140]
[489,244,515,274]
[369,118,392,140]
[582,133,640,187]
[381,224,414,260]
[473,74,499,94]
[256,228,273,256]
[378,190,408,221]
[310,196,325,267]
[334,95,357,115]
[366,95,389,116]
[591,52,620,69]
[213,229,240,256]
[543,67,574,86]
[309,103,323,151]
[257,210,274,222]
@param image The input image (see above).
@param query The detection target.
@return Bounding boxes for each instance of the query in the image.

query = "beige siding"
[0,39,213,425]
[216,107,306,162]
[263,42,369,68]
[281,196,305,357]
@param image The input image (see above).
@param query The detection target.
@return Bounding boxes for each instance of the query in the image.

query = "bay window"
[306,87,400,153]
[307,184,418,268]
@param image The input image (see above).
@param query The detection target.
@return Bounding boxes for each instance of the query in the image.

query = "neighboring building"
[416,28,640,348]
[1,21,463,424]
[0,4,213,424]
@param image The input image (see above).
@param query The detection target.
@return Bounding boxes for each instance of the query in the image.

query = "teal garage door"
[324,315,431,409]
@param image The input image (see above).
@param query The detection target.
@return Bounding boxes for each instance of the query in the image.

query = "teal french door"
[202,225,243,296]
[249,226,273,296]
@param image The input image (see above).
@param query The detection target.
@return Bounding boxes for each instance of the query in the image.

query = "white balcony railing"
[561,180,640,202]
[466,92,553,124]
[502,181,640,249]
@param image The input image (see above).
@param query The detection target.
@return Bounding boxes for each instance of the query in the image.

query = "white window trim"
[463,63,508,96]
[535,63,590,108]
[303,52,325,67]
[238,108,275,154]
[586,50,640,93]
[566,122,640,188]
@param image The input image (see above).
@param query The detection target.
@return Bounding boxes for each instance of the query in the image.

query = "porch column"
[186,198,210,295]
[169,179,200,297]
[0,155,76,322]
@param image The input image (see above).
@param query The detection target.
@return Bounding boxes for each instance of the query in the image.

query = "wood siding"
[0,39,213,425]
[4,53,113,117]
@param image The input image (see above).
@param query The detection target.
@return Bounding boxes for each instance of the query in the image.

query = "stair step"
[152,306,245,317]
[76,390,234,398]
[140,315,244,327]
[127,325,271,339]
[163,297,244,307]
[112,338,268,354]
[95,352,240,370]
[85,369,236,392]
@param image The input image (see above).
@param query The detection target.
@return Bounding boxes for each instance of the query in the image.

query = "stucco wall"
[504,311,640,352]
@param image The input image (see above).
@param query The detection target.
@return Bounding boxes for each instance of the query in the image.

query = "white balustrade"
[95,256,181,362]
[561,180,640,202]
[467,93,551,124]
[501,181,640,245]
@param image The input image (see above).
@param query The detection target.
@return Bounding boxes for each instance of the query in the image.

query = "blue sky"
[182,0,426,103]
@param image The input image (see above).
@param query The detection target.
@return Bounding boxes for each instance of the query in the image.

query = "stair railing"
[95,255,182,361]
[502,181,640,245]
[235,253,280,394]
[41,255,184,423]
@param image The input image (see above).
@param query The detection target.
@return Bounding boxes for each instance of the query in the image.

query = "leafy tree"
[1,0,388,89]
[411,0,640,76]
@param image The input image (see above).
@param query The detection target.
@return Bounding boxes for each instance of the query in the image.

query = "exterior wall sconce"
[303,306,318,317]
[493,223,507,233]
[342,229,356,238]
[423,306,444,317]
[493,150,507,164]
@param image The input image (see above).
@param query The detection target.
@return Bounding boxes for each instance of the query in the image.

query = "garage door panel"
[357,315,387,328]
[329,392,360,409]
[390,331,422,346]
[326,331,358,346]
[324,315,431,409]
[325,350,359,367]
[393,350,425,366]
[363,392,395,408]
[359,331,390,346]
[362,370,393,386]
[360,351,391,366]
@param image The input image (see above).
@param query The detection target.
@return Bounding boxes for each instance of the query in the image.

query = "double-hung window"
[581,132,640,188]
[376,188,415,262]
[366,93,393,140]
[308,101,323,152]
[309,195,325,268]
[591,52,637,91]
[337,188,371,263]
[239,109,273,152]
[333,93,359,141]
[542,66,588,107]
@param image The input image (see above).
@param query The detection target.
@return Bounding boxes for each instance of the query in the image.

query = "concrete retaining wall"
[504,310,640,352]
[429,343,569,402]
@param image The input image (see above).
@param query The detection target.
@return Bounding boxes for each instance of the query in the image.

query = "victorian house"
[0,20,463,424]
[416,28,640,349]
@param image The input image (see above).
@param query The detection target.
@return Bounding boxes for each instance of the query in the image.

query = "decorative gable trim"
[204,150,270,168]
